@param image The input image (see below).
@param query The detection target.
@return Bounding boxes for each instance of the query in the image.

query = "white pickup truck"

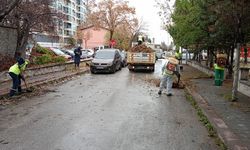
[127,52,156,72]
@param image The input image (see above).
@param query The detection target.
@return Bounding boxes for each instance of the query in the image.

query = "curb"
[0,68,89,98]
[184,83,249,150]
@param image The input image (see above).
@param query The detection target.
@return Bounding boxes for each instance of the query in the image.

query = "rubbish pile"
[129,44,154,53]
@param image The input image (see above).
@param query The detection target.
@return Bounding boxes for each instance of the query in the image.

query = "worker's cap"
[168,57,179,65]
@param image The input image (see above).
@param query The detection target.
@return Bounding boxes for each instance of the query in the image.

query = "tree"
[158,0,250,100]
[82,30,92,49]
[89,0,136,41]
[0,0,21,22]
[1,0,62,57]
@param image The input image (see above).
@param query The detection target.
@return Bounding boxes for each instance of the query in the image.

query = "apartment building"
[34,0,85,47]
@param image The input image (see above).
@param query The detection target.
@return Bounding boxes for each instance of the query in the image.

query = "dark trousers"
[9,72,22,96]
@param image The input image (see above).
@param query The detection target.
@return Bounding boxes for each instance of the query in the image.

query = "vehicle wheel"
[91,69,95,74]
[111,66,116,73]
[119,63,122,70]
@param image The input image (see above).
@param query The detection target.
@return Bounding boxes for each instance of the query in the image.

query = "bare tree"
[89,0,136,41]
[1,0,62,57]
[0,0,21,22]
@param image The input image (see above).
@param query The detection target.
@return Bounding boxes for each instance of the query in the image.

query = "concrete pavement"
[182,64,250,150]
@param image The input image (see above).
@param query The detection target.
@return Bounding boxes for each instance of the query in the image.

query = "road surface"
[0,60,217,150]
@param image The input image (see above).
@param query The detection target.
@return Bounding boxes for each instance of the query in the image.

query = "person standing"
[8,58,29,97]
[175,50,182,64]
[214,53,227,86]
[74,47,82,69]
[158,57,180,96]
[137,35,143,45]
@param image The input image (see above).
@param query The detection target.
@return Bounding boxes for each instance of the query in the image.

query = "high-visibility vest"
[214,63,224,70]
[9,61,29,75]
[175,52,182,59]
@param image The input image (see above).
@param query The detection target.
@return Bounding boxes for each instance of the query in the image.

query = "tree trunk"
[110,30,114,41]
[206,49,210,67]
[15,23,30,58]
[232,43,241,101]
[228,45,234,77]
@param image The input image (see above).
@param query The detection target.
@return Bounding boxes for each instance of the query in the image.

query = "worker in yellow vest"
[158,57,180,96]
[175,50,182,64]
[214,53,227,86]
[8,58,29,97]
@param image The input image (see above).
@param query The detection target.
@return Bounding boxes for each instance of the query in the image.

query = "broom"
[23,80,33,93]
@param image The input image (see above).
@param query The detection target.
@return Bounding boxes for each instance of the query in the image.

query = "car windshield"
[95,51,115,59]
[155,49,163,53]
[52,49,65,55]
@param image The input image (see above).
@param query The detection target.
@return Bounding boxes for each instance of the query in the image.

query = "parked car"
[81,50,88,59]
[49,48,71,60]
[82,49,94,58]
[120,51,127,67]
[154,48,164,59]
[61,49,75,59]
[90,49,122,73]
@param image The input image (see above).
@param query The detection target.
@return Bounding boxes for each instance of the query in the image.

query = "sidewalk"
[0,67,89,97]
[182,64,250,150]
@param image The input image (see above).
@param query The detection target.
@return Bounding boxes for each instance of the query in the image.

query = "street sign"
[110,39,116,47]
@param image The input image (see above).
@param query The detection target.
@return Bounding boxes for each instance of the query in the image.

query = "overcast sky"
[127,0,172,45]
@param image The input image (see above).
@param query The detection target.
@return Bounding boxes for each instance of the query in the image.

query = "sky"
[127,0,173,45]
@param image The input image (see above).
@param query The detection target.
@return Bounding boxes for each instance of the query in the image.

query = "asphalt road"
[0,60,217,150]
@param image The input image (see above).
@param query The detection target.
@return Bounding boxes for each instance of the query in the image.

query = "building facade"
[35,0,85,47]
[80,25,109,49]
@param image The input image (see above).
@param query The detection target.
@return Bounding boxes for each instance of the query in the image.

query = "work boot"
[18,86,22,93]
[9,89,16,97]
[158,90,162,95]
[167,93,172,96]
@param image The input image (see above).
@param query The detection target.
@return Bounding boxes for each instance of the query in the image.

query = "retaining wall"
[187,61,214,77]
[0,59,90,84]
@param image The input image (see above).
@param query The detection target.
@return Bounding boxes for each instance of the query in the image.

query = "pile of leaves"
[128,44,154,53]
[0,54,16,72]
[31,45,66,65]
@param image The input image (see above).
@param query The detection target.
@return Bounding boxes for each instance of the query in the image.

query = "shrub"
[35,45,54,56]
[52,56,66,63]
[33,54,52,65]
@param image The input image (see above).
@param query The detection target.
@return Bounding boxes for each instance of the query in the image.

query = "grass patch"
[185,90,227,150]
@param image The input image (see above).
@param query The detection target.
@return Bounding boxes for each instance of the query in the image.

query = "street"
[0,60,217,150]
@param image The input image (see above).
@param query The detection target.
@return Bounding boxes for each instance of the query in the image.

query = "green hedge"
[34,55,66,65]
[35,45,54,55]
[52,56,67,63]
[34,54,52,65]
